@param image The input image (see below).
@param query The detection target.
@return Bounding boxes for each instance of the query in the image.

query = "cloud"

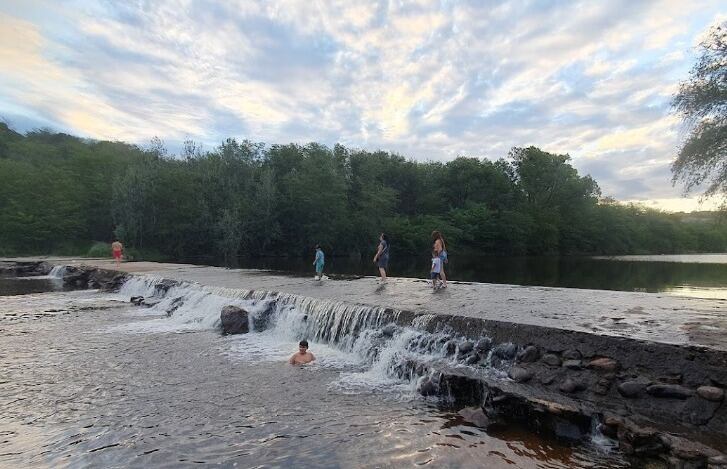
[0,0,724,211]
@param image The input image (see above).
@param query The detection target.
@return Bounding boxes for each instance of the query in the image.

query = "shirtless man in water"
[289,340,316,365]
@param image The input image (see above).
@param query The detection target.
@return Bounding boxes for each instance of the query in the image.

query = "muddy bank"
[9,260,727,467]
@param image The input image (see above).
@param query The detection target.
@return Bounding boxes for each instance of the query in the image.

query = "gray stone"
[682,396,721,425]
[588,357,619,372]
[458,340,474,355]
[618,380,646,398]
[381,324,398,337]
[220,305,249,335]
[562,349,582,360]
[465,354,479,365]
[474,337,492,353]
[418,377,438,396]
[696,386,724,402]
[563,359,583,370]
[517,345,539,363]
[508,366,534,383]
[559,378,586,393]
[492,343,518,360]
[540,374,555,385]
[458,406,490,428]
[541,353,562,367]
[646,384,694,400]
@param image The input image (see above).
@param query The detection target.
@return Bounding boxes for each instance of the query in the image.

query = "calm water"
[205,254,727,299]
[0,283,629,468]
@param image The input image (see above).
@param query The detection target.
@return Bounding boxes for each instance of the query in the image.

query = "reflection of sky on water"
[664,286,727,300]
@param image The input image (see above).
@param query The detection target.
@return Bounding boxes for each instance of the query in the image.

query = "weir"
[5,258,727,467]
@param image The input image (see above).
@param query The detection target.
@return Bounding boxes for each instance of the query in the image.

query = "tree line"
[0,123,725,260]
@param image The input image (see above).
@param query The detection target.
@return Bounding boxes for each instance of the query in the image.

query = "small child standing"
[430,251,442,290]
[313,244,325,280]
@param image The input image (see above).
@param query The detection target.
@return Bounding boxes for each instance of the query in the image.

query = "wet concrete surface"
[6,257,727,351]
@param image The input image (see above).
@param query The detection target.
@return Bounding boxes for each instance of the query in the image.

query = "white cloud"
[1,0,725,209]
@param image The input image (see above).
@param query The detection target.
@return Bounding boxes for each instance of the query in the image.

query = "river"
[0,272,631,468]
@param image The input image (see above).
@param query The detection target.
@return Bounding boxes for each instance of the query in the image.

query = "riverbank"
[4,257,727,467]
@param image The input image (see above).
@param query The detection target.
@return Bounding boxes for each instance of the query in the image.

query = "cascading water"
[48,265,67,278]
[112,275,509,394]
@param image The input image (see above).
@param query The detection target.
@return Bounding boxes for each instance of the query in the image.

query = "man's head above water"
[290,340,315,365]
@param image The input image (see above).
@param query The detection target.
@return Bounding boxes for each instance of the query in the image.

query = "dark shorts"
[430,272,441,280]
[377,256,389,269]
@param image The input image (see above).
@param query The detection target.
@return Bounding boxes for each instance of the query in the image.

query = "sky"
[0,0,724,211]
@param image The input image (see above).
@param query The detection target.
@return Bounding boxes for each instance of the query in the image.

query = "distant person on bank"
[313,244,325,281]
[373,233,389,283]
[111,240,123,267]
[432,231,448,288]
[289,340,316,365]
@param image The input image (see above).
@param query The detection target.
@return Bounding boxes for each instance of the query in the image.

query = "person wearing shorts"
[430,251,443,290]
[313,244,325,280]
[373,233,389,283]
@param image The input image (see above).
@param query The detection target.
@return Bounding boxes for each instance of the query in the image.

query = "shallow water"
[0,287,629,468]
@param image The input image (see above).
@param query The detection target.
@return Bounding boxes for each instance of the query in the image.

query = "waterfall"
[113,275,505,391]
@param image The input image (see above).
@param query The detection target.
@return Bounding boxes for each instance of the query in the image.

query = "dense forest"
[0,123,725,261]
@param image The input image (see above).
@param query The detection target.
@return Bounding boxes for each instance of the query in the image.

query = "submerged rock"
[252,300,277,331]
[458,341,474,355]
[418,377,438,396]
[221,305,249,335]
[458,406,490,428]
[381,324,398,337]
[130,296,144,306]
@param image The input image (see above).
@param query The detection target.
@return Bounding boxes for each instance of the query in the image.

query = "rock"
[458,406,490,428]
[646,384,694,400]
[445,340,458,356]
[696,386,724,402]
[165,297,184,316]
[563,359,583,370]
[594,378,612,395]
[492,343,518,360]
[618,380,646,398]
[617,421,666,457]
[381,324,398,337]
[252,300,277,331]
[458,341,474,355]
[475,337,492,353]
[541,353,562,367]
[508,366,533,383]
[682,396,721,425]
[588,357,619,372]
[130,296,144,305]
[220,305,249,335]
[517,345,539,363]
[559,378,586,393]
[562,350,582,360]
[658,374,683,384]
[540,374,555,385]
[465,354,479,365]
[418,377,438,396]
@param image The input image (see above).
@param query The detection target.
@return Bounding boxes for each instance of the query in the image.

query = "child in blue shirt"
[430,251,442,290]
[313,245,325,280]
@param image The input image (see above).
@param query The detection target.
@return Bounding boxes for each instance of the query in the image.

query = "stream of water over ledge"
[0,276,630,468]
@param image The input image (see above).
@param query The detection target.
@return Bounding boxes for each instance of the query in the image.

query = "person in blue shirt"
[313,244,325,280]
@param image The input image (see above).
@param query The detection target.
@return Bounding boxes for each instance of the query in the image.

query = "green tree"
[672,22,727,200]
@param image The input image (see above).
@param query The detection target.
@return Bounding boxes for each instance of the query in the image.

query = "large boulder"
[221,305,249,335]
